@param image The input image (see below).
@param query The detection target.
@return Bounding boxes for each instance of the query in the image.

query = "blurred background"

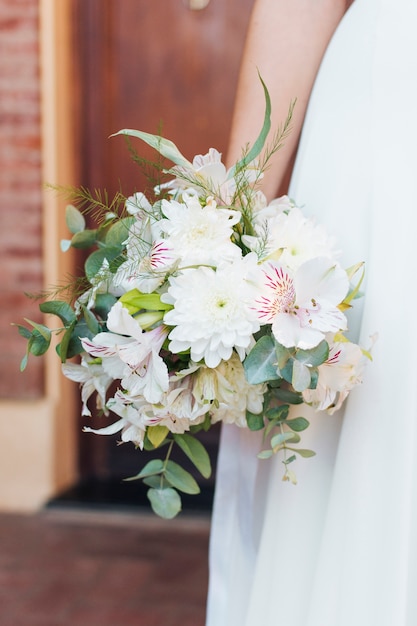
[0,0,255,515]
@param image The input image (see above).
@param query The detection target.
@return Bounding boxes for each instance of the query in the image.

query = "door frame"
[0,0,78,511]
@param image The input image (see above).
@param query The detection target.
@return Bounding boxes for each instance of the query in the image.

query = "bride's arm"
[227,0,352,198]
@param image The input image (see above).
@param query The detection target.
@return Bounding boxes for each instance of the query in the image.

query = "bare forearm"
[228,0,351,198]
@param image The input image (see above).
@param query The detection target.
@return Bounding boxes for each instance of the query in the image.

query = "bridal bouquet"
[17,82,368,518]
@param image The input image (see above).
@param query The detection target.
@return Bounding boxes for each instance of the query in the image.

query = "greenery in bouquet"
[17,80,369,518]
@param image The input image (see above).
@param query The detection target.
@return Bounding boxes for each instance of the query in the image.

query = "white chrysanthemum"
[156,194,241,267]
[244,205,337,270]
[192,353,265,427]
[162,257,261,368]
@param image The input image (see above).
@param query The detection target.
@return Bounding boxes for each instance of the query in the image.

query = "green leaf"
[112,129,194,169]
[173,433,211,479]
[287,447,316,458]
[147,487,182,519]
[94,293,118,320]
[56,319,76,362]
[19,353,28,372]
[147,425,169,449]
[66,204,85,234]
[142,475,164,489]
[124,459,164,481]
[265,405,289,422]
[244,334,280,385]
[275,342,293,370]
[57,319,94,361]
[229,73,271,177]
[273,388,304,405]
[39,300,76,326]
[24,319,51,341]
[105,217,135,247]
[28,329,51,357]
[120,289,172,314]
[246,411,265,431]
[286,417,310,432]
[60,239,72,252]
[70,229,98,249]
[292,359,311,392]
[85,247,123,282]
[15,324,32,340]
[165,460,200,495]
[270,431,297,449]
[295,340,329,367]
[257,449,274,460]
[82,306,101,335]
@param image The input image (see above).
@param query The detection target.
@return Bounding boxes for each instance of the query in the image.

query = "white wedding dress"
[206,1,417,624]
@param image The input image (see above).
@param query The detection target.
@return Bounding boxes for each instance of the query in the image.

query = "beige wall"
[0,0,78,511]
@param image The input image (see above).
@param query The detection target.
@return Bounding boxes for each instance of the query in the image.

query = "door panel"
[71,0,255,508]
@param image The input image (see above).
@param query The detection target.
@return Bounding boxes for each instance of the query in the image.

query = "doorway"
[55,0,255,513]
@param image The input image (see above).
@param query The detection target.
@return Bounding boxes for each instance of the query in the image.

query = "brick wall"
[0,0,44,397]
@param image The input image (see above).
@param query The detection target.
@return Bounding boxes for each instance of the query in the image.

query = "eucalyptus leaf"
[66,204,85,234]
[270,431,297,449]
[287,447,317,458]
[173,433,211,479]
[15,324,32,340]
[147,487,182,519]
[112,129,193,170]
[275,341,293,370]
[19,353,28,372]
[244,334,280,385]
[94,293,118,320]
[273,388,304,405]
[81,306,100,335]
[60,239,72,252]
[24,319,51,341]
[85,247,123,281]
[286,417,310,432]
[56,319,76,362]
[265,405,289,422]
[105,217,135,247]
[71,229,98,249]
[258,449,274,460]
[124,459,164,481]
[28,329,51,356]
[292,359,311,392]
[246,410,265,431]
[142,475,164,489]
[295,340,329,367]
[165,460,200,495]
[39,300,76,326]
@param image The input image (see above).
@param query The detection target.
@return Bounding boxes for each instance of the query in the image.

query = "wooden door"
[70,0,255,510]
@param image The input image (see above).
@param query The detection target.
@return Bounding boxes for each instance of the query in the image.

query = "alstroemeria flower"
[83,393,147,448]
[243,205,337,270]
[162,255,261,368]
[254,257,349,349]
[81,302,169,403]
[62,354,113,417]
[303,340,366,413]
[156,194,241,267]
[159,148,257,204]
